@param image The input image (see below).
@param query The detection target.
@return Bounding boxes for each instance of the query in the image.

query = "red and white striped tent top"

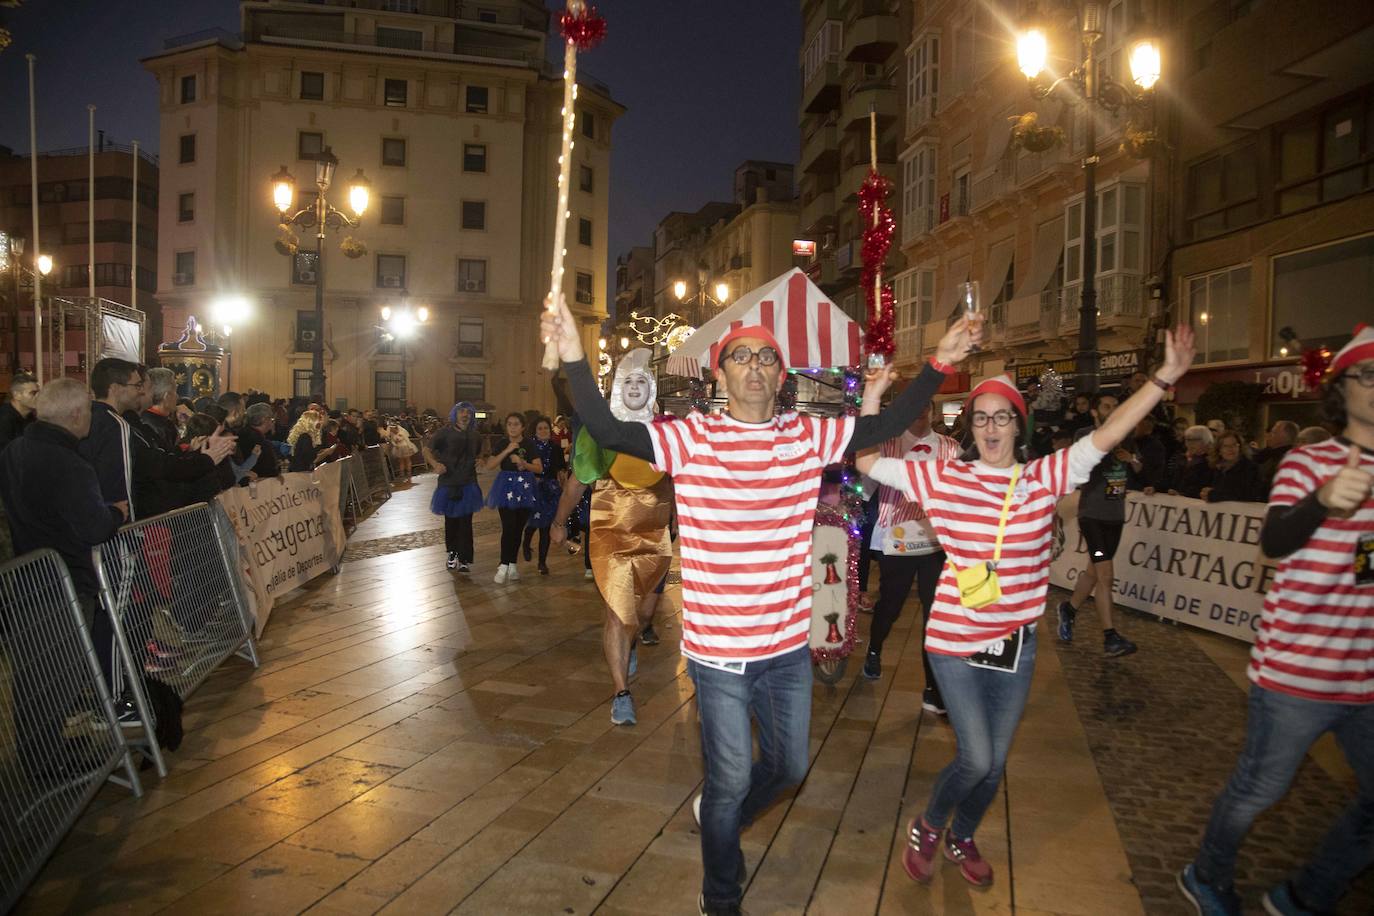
[665,269,864,377]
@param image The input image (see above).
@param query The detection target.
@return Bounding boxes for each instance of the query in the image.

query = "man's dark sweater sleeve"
[850,362,948,451]
[1260,494,1328,559]
[563,358,655,462]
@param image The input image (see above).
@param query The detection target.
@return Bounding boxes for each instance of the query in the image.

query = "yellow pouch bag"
[949,465,1021,610]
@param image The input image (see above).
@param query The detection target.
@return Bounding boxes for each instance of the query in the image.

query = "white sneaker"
[508,564,520,581]
[493,564,509,584]
[693,792,701,827]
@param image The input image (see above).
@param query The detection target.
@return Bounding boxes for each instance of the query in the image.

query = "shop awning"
[665,269,863,377]
[1014,214,1064,299]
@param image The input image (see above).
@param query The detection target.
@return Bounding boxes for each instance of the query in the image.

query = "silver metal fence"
[336,456,363,534]
[92,503,259,777]
[347,452,374,514]
[360,446,393,504]
[1,549,142,911]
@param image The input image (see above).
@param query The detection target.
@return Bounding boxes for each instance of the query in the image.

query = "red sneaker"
[943,834,993,886]
[902,816,942,884]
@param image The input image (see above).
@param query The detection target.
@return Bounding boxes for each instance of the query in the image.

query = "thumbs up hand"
[1316,446,1373,514]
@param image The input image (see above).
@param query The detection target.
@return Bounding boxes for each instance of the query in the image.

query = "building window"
[987,237,1015,304]
[1064,182,1145,283]
[180,74,197,103]
[293,369,313,397]
[292,251,318,286]
[94,263,131,287]
[454,373,486,403]
[298,131,324,160]
[906,35,939,130]
[461,200,486,230]
[477,8,498,23]
[1273,234,1374,354]
[1187,142,1259,240]
[383,78,408,108]
[376,253,407,289]
[179,134,196,164]
[578,217,593,247]
[952,167,971,218]
[295,311,320,353]
[802,19,842,85]
[61,265,88,288]
[575,271,594,305]
[300,71,324,100]
[177,192,195,222]
[463,144,487,172]
[893,268,934,363]
[173,250,195,286]
[1186,264,1251,364]
[581,110,595,140]
[376,27,422,50]
[579,164,594,193]
[375,371,406,412]
[1102,0,1136,88]
[381,137,406,167]
[457,319,484,357]
[466,85,489,114]
[457,258,487,293]
[1276,88,1374,215]
[380,196,405,225]
[902,145,937,243]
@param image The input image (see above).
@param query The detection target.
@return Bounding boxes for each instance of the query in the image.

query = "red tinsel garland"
[560,5,607,51]
[858,170,896,361]
[1302,345,1333,389]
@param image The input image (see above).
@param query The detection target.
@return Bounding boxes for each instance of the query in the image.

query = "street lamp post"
[271,148,370,405]
[378,303,429,410]
[671,265,731,327]
[1015,3,1160,394]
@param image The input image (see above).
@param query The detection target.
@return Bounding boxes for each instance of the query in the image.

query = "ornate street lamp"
[270,147,371,404]
[1014,2,1162,393]
[672,264,731,326]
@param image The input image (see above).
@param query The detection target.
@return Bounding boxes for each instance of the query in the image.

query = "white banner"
[1049,492,1275,643]
[216,464,346,637]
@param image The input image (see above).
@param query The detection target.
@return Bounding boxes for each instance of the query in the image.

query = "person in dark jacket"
[1252,419,1298,490]
[362,409,384,446]
[140,367,181,452]
[1130,416,1169,493]
[240,403,281,480]
[425,401,484,572]
[0,371,38,453]
[287,411,335,471]
[1167,425,1215,498]
[79,357,145,511]
[1201,431,1267,503]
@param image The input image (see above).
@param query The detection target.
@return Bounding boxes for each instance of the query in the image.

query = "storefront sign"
[1049,492,1273,643]
[216,463,347,637]
[792,239,817,257]
[1173,361,1320,403]
[1014,349,1144,385]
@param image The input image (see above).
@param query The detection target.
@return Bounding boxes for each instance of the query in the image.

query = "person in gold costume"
[552,349,672,726]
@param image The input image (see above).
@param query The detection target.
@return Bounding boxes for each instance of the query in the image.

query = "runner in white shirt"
[541,292,982,916]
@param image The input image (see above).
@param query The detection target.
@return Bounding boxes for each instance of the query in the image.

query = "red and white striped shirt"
[1249,439,1374,704]
[869,437,1105,656]
[872,431,961,557]
[646,411,854,663]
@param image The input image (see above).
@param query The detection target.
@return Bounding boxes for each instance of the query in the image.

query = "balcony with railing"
[1056,274,1148,333]
[1002,294,1043,344]
[841,81,898,133]
[842,1,899,63]
[800,189,836,234]
[801,119,839,175]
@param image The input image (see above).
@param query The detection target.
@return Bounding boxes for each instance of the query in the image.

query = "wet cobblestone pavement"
[1050,598,1373,915]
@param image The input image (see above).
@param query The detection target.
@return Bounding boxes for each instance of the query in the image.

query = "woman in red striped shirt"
[857,325,1195,890]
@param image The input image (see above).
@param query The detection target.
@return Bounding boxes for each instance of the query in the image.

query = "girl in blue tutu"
[482,412,542,583]
[424,401,483,573]
[521,416,568,575]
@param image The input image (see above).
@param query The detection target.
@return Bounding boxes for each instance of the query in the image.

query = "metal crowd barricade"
[1,549,142,911]
[411,435,432,474]
[360,445,393,504]
[336,456,364,534]
[348,451,374,514]
[92,503,259,778]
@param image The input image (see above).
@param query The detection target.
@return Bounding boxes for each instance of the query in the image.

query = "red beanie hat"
[1330,323,1374,376]
[712,324,785,369]
[967,374,1027,417]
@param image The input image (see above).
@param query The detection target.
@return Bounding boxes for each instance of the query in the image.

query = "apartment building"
[142,0,621,416]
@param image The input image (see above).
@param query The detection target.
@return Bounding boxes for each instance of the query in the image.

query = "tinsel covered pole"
[859,108,895,369]
[541,2,607,371]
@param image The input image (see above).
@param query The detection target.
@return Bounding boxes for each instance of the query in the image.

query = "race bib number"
[1356,532,1374,587]
[966,626,1024,674]
[1104,466,1128,501]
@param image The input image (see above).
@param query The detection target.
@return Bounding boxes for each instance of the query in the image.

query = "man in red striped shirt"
[542,294,981,916]
[1180,326,1374,916]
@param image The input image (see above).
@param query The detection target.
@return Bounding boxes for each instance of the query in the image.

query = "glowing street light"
[35,253,53,275]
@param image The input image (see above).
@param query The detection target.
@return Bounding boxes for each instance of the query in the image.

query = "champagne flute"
[959,280,982,353]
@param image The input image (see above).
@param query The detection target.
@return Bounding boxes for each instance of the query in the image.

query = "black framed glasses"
[970,410,1016,428]
[725,345,780,367]
[1341,365,1374,388]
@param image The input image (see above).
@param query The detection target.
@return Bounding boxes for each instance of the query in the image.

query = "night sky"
[0,0,801,281]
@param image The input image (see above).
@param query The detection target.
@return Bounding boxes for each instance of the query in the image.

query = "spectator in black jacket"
[362,409,383,446]
[240,403,281,480]
[140,368,181,452]
[1252,419,1297,490]
[1131,416,1169,493]
[0,371,38,452]
[1167,425,1214,498]
[79,357,145,512]
[1201,431,1266,503]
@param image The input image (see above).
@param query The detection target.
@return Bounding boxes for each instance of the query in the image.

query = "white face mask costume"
[610,348,657,423]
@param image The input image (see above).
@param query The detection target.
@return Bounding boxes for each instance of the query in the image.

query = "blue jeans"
[688,647,812,908]
[1194,685,1374,910]
[925,626,1038,839]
